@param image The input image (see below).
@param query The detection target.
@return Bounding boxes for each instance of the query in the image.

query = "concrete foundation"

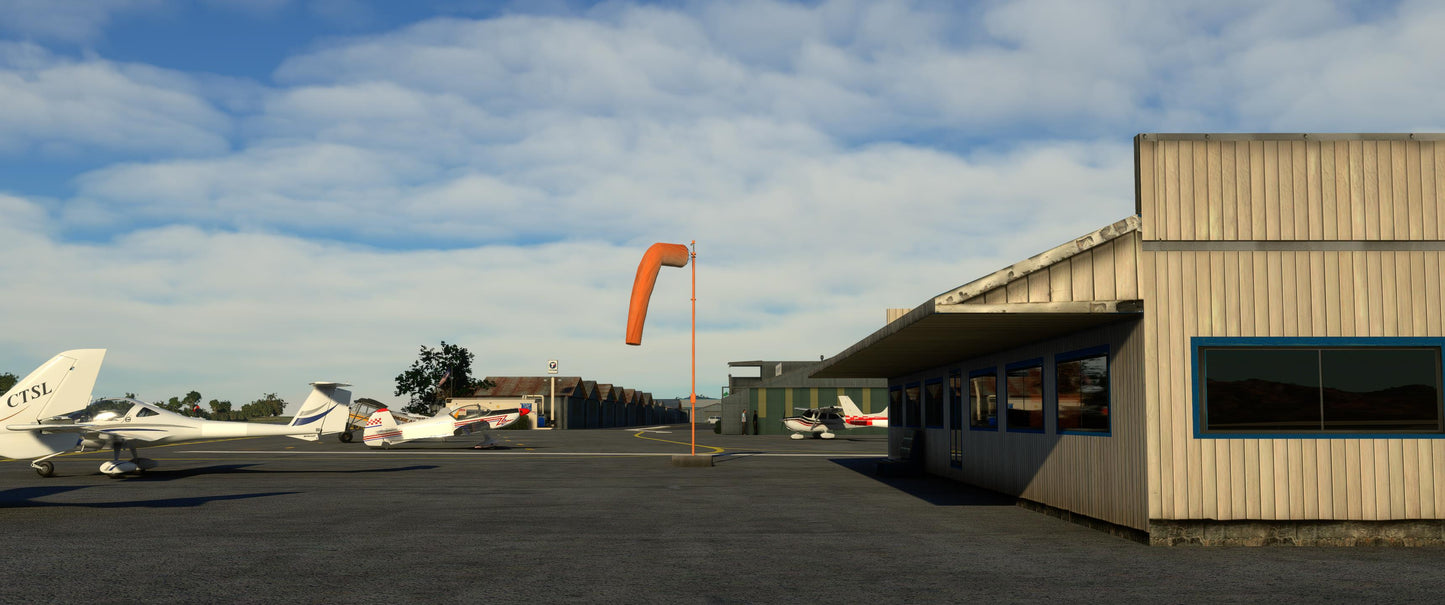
[671,454,714,467]
[1148,519,1445,546]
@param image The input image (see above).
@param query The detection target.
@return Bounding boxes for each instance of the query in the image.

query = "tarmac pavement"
[3,425,1444,603]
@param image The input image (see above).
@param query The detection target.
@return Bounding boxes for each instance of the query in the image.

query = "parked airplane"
[781,406,846,439]
[1,351,353,476]
[781,395,889,439]
[362,403,528,448]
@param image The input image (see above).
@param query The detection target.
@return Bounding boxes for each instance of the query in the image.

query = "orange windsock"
[625,243,689,345]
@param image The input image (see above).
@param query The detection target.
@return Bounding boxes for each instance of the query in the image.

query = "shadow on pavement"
[828,457,1014,507]
[0,485,299,509]
[127,464,440,480]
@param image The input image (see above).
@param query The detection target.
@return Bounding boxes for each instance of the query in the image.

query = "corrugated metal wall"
[964,233,1141,304]
[1137,134,1445,521]
[909,320,1148,529]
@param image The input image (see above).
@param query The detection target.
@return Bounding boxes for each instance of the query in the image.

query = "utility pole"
[547,359,558,428]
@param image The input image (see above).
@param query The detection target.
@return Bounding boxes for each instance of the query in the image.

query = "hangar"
[814,133,1445,545]
[467,376,686,429]
[720,360,887,435]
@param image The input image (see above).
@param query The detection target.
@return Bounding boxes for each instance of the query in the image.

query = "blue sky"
[2,0,1443,410]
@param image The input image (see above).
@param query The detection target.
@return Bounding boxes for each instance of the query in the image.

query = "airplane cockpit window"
[451,405,484,420]
[136,407,160,418]
[70,398,140,422]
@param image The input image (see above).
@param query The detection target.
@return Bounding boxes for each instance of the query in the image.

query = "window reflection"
[1202,346,1443,434]
[1006,364,1044,431]
[1057,353,1109,432]
[925,381,944,428]
[970,372,997,430]
[904,384,921,428]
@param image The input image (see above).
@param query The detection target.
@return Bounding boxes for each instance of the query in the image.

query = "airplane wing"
[5,421,97,434]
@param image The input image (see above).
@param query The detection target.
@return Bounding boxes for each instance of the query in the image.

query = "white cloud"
[0,0,164,43]
[0,43,233,157]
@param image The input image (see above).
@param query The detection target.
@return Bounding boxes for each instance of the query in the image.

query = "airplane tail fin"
[0,349,106,460]
[286,382,353,441]
[362,408,400,447]
[838,395,887,427]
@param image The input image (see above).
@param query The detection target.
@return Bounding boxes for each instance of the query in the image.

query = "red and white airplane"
[781,395,888,439]
[362,403,528,448]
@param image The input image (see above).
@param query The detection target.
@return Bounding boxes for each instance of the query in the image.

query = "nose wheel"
[32,461,55,477]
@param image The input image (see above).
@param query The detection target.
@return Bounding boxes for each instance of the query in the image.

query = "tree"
[0,372,17,394]
[247,393,286,417]
[209,399,232,416]
[394,341,494,415]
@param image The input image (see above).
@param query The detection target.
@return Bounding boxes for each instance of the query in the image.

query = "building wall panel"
[1144,248,1445,521]
[902,321,1148,530]
[1139,136,1445,242]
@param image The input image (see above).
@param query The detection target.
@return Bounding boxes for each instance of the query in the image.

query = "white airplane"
[781,395,888,440]
[0,350,353,476]
[362,402,528,448]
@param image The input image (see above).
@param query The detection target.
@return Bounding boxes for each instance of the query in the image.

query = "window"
[1057,347,1110,434]
[969,369,997,430]
[949,371,963,467]
[1006,359,1045,432]
[924,379,944,428]
[904,383,921,428]
[1196,338,1445,436]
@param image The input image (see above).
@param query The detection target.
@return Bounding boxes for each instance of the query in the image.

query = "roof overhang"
[811,300,1143,379]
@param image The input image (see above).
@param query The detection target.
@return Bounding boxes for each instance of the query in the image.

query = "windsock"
[625,242,689,345]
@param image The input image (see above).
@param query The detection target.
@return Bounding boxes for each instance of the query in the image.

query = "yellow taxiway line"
[629,429,724,454]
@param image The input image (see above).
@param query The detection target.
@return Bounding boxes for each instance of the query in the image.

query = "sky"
[3,0,1444,411]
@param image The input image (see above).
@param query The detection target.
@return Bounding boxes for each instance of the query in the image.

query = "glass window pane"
[1006,365,1044,431]
[925,381,944,427]
[904,384,921,428]
[949,373,963,431]
[1203,348,1321,431]
[889,388,902,427]
[1321,349,1443,432]
[1058,354,1109,432]
[970,374,997,429]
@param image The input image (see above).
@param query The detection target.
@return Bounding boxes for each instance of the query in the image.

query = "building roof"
[812,217,1144,379]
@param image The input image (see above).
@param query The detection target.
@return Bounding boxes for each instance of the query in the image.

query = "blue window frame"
[1056,346,1110,436]
[968,367,998,431]
[1005,358,1046,433]
[1193,337,1445,438]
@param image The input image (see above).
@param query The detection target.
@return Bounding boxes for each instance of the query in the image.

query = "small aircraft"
[0,349,353,476]
[781,395,888,439]
[362,403,528,448]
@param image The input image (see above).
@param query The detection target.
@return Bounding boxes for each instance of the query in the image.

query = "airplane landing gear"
[99,443,154,476]
[789,433,806,440]
[820,432,836,439]
[30,449,65,477]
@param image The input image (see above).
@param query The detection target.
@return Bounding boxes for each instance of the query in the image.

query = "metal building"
[814,133,1445,545]
[723,360,887,436]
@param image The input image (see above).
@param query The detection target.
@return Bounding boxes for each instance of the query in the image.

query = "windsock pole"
[690,241,697,456]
